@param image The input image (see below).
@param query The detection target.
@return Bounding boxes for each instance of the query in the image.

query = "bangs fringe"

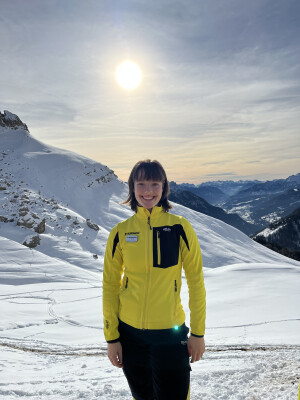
[120,159,172,213]
[134,163,165,183]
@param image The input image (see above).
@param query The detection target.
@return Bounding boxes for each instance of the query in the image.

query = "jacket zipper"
[157,230,161,265]
[174,279,177,318]
[125,277,128,288]
[142,215,152,329]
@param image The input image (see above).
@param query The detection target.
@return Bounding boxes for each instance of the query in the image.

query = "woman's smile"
[134,180,163,212]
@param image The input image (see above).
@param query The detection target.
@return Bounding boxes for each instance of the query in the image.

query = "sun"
[115,61,143,90]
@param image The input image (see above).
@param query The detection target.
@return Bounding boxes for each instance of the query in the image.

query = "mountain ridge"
[253,206,300,261]
[0,110,298,272]
[168,187,259,235]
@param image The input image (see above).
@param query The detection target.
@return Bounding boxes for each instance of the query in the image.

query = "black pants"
[118,319,191,400]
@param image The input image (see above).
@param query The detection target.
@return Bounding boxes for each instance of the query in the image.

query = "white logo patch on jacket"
[126,235,138,242]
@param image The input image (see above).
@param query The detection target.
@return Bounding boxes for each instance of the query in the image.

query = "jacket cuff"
[191,333,204,338]
[107,337,120,343]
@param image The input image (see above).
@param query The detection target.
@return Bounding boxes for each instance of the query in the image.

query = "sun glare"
[115,61,143,90]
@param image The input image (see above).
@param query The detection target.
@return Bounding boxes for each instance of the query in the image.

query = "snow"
[261,212,281,224]
[0,344,298,399]
[0,259,299,399]
[2,110,19,121]
[0,120,300,399]
[258,225,284,238]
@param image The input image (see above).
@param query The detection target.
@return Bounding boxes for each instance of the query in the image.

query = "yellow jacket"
[102,205,206,342]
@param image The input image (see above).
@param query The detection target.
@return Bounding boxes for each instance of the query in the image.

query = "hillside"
[168,188,260,235]
[253,207,300,261]
[0,111,299,400]
[1,110,295,271]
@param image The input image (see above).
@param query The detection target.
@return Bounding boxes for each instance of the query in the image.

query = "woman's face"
[134,179,163,212]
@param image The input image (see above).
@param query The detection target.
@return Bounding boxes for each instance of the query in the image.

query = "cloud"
[0,0,299,182]
[203,173,237,177]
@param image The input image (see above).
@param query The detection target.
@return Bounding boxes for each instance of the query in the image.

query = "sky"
[0,0,299,184]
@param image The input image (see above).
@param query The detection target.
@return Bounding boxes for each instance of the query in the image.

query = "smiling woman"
[103,159,206,400]
[115,60,143,90]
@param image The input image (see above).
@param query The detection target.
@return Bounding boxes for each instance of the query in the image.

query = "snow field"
[0,344,299,399]
[1,122,300,398]
[0,261,299,399]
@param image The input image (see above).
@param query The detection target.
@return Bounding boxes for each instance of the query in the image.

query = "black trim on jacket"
[191,333,204,338]
[112,232,119,258]
[152,224,190,269]
[107,337,120,343]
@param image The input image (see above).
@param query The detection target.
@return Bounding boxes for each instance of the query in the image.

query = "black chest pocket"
[153,225,183,268]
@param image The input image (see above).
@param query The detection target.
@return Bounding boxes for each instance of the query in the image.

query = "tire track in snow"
[207,318,300,329]
[0,341,298,356]
[0,285,101,300]
[47,291,101,330]
[0,341,107,356]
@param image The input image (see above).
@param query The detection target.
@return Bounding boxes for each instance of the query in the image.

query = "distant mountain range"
[171,174,300,233]
[1,109,296,270]
[169,173,300,259]
[177,180,261,206]
[220,178,300,227]
[169,183,259,235]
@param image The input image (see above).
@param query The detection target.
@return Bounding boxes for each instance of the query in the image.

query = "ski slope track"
[0,112,299,399]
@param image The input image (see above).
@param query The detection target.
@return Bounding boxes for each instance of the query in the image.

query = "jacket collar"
[136,205,164,221]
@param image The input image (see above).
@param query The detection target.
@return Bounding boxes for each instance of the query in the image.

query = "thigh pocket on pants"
[153,341,190,371]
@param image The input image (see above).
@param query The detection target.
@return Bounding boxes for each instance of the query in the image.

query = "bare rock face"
[17,217,35,229]
[0,110,29,131]
[19,207,29,217]
[95,171,116,184]
[0,216,14,223]
[34,218,46,233]
[23,235,40,248]
[86,218,99,231]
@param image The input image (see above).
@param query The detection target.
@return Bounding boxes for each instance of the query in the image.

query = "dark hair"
[121,159,172,213]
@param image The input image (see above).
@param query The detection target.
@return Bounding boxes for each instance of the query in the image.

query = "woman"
[103,159,206,400]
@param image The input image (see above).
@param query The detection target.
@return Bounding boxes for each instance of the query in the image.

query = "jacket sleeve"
[180,217,206,337]
[102,224,124,342]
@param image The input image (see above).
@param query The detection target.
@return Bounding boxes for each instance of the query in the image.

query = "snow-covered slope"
[254,206,300,253]
[1,111,297,273]
[0,111,299,400]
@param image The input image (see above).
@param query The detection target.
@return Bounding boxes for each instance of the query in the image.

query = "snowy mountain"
[221,177,300,227]
[286,173,300,185]
[170,181,228,205]
[0,110,131,274]
[168,187,260,235]
[253,206,300,261]
[0,110,29,131]
[174,176,300,232]
[0,111,299,399]
[174,180,262,205]
[1,110,295,271]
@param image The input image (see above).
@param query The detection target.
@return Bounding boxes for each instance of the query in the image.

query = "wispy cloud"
[0,0,299,182]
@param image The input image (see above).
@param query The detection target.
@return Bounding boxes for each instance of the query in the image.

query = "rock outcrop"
[86,218,99,231]
[23,235,41,248]
[0,110,29,131]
